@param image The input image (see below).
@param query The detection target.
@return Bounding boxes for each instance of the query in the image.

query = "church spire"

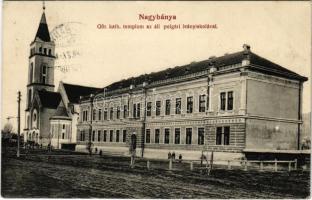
[34,2,51,42]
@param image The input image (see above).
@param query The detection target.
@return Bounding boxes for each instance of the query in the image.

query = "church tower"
[26,7,55,109]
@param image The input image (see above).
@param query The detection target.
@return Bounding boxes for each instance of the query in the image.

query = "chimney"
[242,44,251,66]
[243,44,251,52]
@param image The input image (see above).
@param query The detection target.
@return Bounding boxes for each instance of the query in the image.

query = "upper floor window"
[165,100,171,115]
[137,103,141,118]
[145,129,151,143]
[30,63,34,83]
[42,65,47,84]
[216,126,230,145]
[103,130,107,142]
[187,97,193,113]
[123,105,128,118]
[48,49,52,56]
[110,107,114,120]
[156,101,161,116]
[82,110,88,121]
[92,109,96,121]
[116,130,120,142]
[227,91,233,110]
[80,130,85,141]
[97,130,101,142]
[199,95,206,112]
[109,130,113,142]
[117,106,120,119]
[92,130,95,142]
[175,98,181,114]
[220,91,234,111]
[133,104,137,118]
[198,128,205,145]
[43,48,47,55]
[146,102,152,117]
[186,128,192,144]
[98,109,102,121]
[39,47,42,53]
[104,110,108,120]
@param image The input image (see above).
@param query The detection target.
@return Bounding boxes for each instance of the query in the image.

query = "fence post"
[274,159,278,172]
[169,159,172,171]
[260,161,263,171]
[294,159,297,170]
[288,161,291,172]
[147,160,150,170]
[190,161,193,171]
[228,160,231,170]
[244,160,248,171]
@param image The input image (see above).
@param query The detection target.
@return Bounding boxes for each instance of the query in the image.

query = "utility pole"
[17,91,21,158]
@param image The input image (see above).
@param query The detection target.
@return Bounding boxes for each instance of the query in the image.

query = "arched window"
[28,89,32,107]
[42,65,47,84]
[30,63,33,83]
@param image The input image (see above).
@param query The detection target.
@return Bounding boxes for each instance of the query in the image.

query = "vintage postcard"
[1,1,311,198]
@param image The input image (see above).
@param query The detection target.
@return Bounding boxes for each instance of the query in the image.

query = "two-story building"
[76,44,307,160]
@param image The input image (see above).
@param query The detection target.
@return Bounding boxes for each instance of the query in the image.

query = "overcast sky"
[2,1,311,131]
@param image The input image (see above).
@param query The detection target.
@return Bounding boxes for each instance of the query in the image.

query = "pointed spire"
[34,2,51,42]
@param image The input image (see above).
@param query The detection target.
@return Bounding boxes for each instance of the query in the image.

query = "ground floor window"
[98,130,101,142]
[123,130,127,143]
[198,128,205,145]
[145,129,150,143]
[116,130,120,142]
[216,126,230,145]
[110,130,113,142]
[164,129,170,144]
[175,128,180,144]
[155,129,160,143]
[103,130,107,142]
[186,128,192,144]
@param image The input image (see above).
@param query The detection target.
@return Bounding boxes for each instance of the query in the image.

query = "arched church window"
[28,89,32,107]
[42,65,47,84]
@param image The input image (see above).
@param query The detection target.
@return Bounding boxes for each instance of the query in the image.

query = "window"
[97,130,101,142]
[175,128,180,144]
[220,92,226,111]
[116,130,120,142]
[156,101,161,116]
[48,49,52,56]
[98,109,102,121]
[164,129,170,144]
[43,48,47,55]
[92,109,96,121]
[92,130,95,142]
[62,133,65,139]
[187,97,193,113]
[110,107,114,120]
[123,130,127,143]
[199,95,206,112]
[39,47,42,53]
[110,130,113,142]
[104,110,108,120]
[176,98,181,114]
[82,110,88,121]
[227,92,233,110]
[186,128,192,144]
[30,63,33,83]
[137,103,140,118]
[80,130,85,141]
[133,104,137,118]
[165,100,171,115]
[117,106,120,119]
[146,102,152,116]
[216,126,230,145]
[198,128,205,145]
[103,130,107,142]
[42,65,47,84]
[155,129,160,143]
[62,124,65,129]
[28,89,32,107]
[145,129,150,143]
[123,105,128,118]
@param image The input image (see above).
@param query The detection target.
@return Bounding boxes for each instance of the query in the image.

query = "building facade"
[76,45,307,159]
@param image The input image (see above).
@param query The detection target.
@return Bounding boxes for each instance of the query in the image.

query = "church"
[23,9,100,149]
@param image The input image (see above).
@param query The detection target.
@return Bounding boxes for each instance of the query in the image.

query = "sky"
[2,1,311,132]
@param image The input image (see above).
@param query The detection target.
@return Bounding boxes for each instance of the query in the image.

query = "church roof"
[37,90,61,109]
[62,83,101,104]
[34,12,51,42]
[99,50,307,94]
[50,101,71,120]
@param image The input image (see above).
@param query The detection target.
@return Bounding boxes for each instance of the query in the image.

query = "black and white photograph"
[1,1,311,198]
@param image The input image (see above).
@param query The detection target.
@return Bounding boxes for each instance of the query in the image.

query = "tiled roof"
[101,50,307,93]
[34,12,51,42]
[63,83,101,104]
[37,90,61,109]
